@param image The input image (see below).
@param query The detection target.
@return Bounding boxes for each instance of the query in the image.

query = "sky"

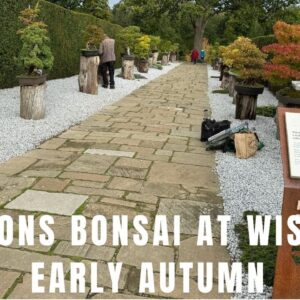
[109,0,121,8]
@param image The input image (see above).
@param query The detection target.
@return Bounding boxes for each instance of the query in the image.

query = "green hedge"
[252,35,276,49]
[0,0,123,89]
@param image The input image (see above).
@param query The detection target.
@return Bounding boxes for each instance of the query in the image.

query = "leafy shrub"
[235,211,277,287]
[0,0,123,88]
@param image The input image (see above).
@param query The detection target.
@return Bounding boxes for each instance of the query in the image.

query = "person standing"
[191,49,199,64]
[99,34,116,89]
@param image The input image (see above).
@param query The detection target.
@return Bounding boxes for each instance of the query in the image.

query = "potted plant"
[81,25,105,57]
[150,35,161,65]
[17,4,54,87]
[262,22,300,106]
[206,43,220,70]
[160,40,172,66]
[134,35,151,73]
[170,43,179,62]
[117,26,141,80]
[17,3,54,120]
[223,37,266,119]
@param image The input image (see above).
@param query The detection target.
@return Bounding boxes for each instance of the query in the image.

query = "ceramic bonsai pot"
[235,84,264,96]
[17,74,47,86]
[276,88,300,106]
[81,49,99,57]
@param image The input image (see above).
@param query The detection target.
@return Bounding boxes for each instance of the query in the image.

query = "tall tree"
[83,0,111,19]
[47,0,83,10]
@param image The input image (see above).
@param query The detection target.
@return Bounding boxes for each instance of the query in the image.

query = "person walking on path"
[99,34,116,89]
[191,49,199,65]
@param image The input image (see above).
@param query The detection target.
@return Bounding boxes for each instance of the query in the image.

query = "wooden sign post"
[273,107,300,299]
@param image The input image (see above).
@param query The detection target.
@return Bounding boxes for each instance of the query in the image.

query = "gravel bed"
[207,66,283,298]
[0,63,180,163]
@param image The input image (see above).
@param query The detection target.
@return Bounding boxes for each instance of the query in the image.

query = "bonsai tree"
[116,26,141,55]
[134,35,151,60]
[84,25,105,50]
[222,37,266,86]
[206,43,220,65]
[170,43,179,54]
[262,22,300,92]
[149,35,161,52]
[17,4,54,76]
[159,39,173,54]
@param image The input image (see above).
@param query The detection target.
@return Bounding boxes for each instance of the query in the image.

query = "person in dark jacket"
[99,35,116,89]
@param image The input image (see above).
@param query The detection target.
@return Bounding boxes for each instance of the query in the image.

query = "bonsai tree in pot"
[82,25,105,57]
[262,21,300,106]
[170,43,179,62]
[17,3,54,120]
[17,4,54,86]
[149,35,161,65]
[117,26,141,80]
[134,35,151,73]
[79,25,104,94]
[159,39,172,65]
[223,37,266,119]
[206,43,220,70]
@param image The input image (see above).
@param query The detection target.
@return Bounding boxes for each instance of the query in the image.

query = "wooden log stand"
[235,94,258,120]
[78,55,100,95]
[228,74,236,97]
[221,72,230,90]
[122,56,135,80]
[152,52,159,64]
[273,107,300,299]
[20,83,46,120]
[161,54,168,66]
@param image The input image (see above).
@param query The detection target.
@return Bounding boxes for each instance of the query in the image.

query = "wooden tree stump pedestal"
[221,72,230,90]
[20,83,46,120]
[152,52,159,64]
[235,93,257,120]
[162,54,168,66]
[170,54,177,62]
[122,58,135,80]
[78,55,100,95]
[228,74,236,97]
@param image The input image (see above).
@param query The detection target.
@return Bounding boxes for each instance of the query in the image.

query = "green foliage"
[252,35,277,49]
[256,106,277,118]
[81,0,111,20]
[46,0,82,9]
[149,35,161,51]
[235,211,277,287]
[159,39,172,53]
[116,26,141,54]
[134,35,151,59]
[84,25,105,49]
[17,4,54,75]
[0,0,123,88]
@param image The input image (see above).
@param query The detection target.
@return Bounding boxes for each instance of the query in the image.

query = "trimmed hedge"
[252,35,276,49]
[0,0,123,88]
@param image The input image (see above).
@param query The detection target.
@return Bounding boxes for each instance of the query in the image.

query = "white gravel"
[0,63,180,163]
[207,66,283,298]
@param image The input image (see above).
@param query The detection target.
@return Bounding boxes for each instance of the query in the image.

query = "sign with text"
[285,112,300,179]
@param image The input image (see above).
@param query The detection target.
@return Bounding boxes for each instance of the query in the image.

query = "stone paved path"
[0,64,229,299]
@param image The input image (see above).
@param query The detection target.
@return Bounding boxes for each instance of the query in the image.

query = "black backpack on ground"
[200,119,231,142]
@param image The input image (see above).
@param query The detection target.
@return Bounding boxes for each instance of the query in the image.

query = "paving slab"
[8,274,88,299]
[5,190,88,216]
[85,149,135,158]
[0,270,20,298]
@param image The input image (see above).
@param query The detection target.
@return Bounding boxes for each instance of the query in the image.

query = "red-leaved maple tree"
[262,21,300,86]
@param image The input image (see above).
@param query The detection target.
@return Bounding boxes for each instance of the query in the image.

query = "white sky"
[109,0,120,8]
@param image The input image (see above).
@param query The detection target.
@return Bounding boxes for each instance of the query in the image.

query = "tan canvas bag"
[234,133,258,159]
